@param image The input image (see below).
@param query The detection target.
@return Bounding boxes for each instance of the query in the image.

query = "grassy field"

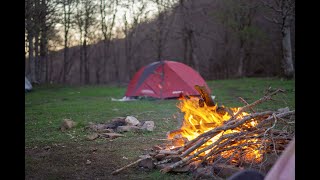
[25,77,295,179]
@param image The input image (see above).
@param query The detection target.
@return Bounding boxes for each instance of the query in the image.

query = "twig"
[257,110,295,128]
[200,132,243,164]
[154,158,171,165]
[238,97,255,113]
[111,157,149,175]
[161,138,221,173]
[158,150,179,155]
[180,137,211,158]
[231,89,284,120]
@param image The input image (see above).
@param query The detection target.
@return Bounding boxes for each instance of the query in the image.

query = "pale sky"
[49,1,159,51]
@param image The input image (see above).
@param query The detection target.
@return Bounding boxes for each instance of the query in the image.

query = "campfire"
[111,86,295,178]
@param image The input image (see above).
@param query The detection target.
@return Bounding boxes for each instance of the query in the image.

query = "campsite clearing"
[25,78,295,179]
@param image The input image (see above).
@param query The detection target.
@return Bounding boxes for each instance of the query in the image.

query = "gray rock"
[86,133,99,140]
[141,121,155,131]
[138,158,155,169]
[60,119,76,131]
[125,116,140,126]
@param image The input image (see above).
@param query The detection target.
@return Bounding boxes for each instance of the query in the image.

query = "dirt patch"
[25,138,167,179]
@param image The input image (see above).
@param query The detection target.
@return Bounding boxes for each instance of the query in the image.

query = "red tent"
[125,60,211,99]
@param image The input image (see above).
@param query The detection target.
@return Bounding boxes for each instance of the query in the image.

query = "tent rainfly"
[25,76,32,92]
[124,60,211,99]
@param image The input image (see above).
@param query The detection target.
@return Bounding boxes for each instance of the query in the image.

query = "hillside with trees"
[25,0,295,85]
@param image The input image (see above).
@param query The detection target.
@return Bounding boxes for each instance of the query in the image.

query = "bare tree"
[82,0,96,84]
[39,0,49,83]
[39,0,59,83]
[60,0,75,83]
[122,0,148,79]
[74,0,84,84]
[25,0,58,83]
[214,0,260,77]
[25,0,36,82]
[33,0,42,83]
[261,0,295,78]
[99,0,118,83]
[177,0,200,71]
[150,0,178,61]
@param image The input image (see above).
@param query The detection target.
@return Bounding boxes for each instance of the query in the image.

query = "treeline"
[25,0,295,85]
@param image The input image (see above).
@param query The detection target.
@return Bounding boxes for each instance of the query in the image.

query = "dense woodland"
[25,0,295,85]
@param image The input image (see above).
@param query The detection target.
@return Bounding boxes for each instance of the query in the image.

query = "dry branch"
[231,89,284,119]
[111,156,149,175]
[238,97,255,113]
[180,136,211,158]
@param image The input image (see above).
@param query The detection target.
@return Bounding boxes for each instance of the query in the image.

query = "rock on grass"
[60,119,76,131]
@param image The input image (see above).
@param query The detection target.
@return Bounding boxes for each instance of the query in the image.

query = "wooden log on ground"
[111,157,148,175]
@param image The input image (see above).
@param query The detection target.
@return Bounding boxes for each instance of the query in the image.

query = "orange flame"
[168,96,263,163]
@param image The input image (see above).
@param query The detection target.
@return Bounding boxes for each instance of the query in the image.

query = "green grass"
[25,84,181,146]
[207,77,295,111]
[25,77,295,146]
[25,77,295,179]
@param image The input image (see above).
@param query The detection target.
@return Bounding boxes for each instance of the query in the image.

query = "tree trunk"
[34,33,40,82]
[28,34,36,82]
[84,39,89,84]
[63,41,68,83]
[62,0,71,84]
[96,48,101,84]
[190,34,199,72]
[40,31,48,83]
[114,45,121,86]
[238,46,245,77]
[281,26,294,78]
[103,42,108,82]
[49,52,53,82]
[79,45,83,84]
[45,51,48,83]
[183,35,188,64]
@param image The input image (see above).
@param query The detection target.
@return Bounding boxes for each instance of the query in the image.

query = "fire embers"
[112,88,294,178]
[164,90,296,172]
[166,96,263,163]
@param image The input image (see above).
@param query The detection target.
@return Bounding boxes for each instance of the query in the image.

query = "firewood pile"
[111,86,295,179]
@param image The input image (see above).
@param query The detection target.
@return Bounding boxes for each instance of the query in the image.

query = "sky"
[49,0,161,51]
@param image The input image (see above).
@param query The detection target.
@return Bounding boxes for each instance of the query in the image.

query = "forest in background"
[25,0,295,85]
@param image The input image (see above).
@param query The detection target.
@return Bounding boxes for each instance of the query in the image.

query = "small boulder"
[86,133,99,141]
[138,158,155,169]
[125,116,140,126]
[141,121,155,131]
[60,119,76,131]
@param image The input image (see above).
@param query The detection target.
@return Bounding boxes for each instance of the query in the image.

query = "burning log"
[111,88,294,178]
[194,85,215,107]
[194,85,236,119]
